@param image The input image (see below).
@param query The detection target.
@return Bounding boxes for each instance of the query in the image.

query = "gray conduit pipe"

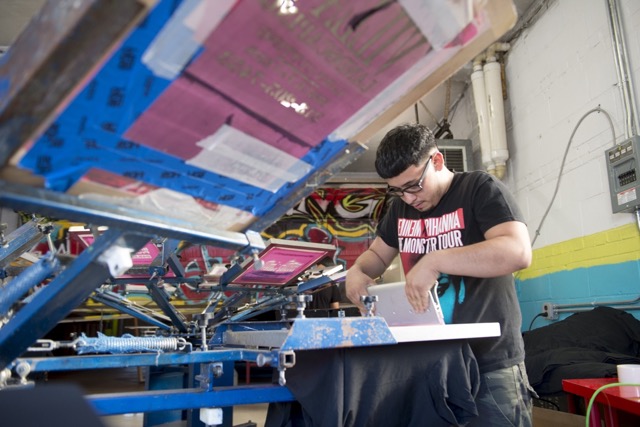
[553,295,640,310]
[556,304,640,315]
[606,0,639,138]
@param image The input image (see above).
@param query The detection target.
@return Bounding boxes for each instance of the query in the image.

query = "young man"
[346,123,535,426]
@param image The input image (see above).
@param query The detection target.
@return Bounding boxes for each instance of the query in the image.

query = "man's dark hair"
[375,123,437,179]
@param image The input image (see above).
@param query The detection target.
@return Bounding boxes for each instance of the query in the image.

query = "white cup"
[617,364,640,398]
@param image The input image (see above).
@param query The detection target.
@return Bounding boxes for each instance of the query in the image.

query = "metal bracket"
[277,350,296,386]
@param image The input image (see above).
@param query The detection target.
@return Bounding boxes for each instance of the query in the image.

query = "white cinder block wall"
[508,0,639,246]
[448,0,640,327]
[453,0,640,244]
[452,0,640,241]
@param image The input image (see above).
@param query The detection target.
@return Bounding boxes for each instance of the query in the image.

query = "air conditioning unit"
[439,139,474,172]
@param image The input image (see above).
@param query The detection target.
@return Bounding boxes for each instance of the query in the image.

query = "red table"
[562,378,640,426]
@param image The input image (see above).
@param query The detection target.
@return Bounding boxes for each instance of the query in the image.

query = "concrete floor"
[100,405,268,427]
[100,404,268,427]
[44,367,269,427]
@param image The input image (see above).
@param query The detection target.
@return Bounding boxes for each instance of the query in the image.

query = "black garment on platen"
[265,340,480,427]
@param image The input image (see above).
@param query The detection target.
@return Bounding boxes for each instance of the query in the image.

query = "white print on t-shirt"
[397,208,465,254]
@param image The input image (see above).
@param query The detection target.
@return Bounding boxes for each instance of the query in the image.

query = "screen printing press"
[0,0,515,425]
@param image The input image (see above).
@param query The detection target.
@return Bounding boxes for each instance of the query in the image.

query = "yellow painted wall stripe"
[517,223,640,281]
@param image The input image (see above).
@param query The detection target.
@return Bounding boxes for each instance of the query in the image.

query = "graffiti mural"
[261,187,388,268]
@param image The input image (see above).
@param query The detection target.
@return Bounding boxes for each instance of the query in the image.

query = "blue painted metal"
[215,318,397,351]
[0,0,155,167]
[280,317,397,351]
[90,290,172,330]
[189,365,216,427]
[218,263,244,287]
[108,275,202,286]
[209,321,291,346]
[0,229,150,370]
[0,180,252,249]
[166,252,186,278]
[0,219,45,269]
[145,365,189,426]
[0,253,61,318]
[226,295,288,322]
[296,274,332,293]
[88,384,295,416]
[205,293,247,326]
[15,348,282,372]
[149,238,184,277]
[145,278,189,332]
[193,360,235,427]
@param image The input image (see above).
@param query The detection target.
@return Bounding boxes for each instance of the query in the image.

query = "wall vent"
[439,139,473,172]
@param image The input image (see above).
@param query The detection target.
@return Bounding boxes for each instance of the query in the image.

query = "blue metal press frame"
[0,180,401,426]
[0,180,280,422]
[12,349,296,415]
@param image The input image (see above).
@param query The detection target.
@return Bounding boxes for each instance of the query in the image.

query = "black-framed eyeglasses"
[386,155,433,197]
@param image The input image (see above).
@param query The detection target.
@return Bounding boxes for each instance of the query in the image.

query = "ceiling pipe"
[485,42,511,62]
[471,43,510,179]
[471,53,493,174]
[484,43,510,179]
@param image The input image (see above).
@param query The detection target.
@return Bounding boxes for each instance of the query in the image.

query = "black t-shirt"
[377,170,526,372]
[307,284,341,310]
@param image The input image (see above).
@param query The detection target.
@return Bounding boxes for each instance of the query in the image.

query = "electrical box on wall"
[606,136,640,213]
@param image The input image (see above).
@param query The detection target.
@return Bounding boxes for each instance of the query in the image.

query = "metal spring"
[76,333,189,354]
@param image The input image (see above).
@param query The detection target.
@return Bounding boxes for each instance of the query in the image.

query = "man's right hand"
[345,238,398,314]
[345,267,374,314]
